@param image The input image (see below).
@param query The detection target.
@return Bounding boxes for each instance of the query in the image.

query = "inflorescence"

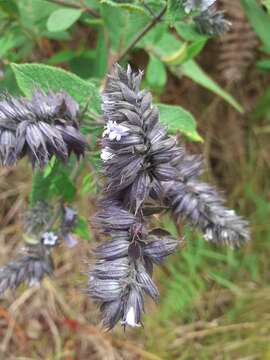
[0,89,85,294]
[0,201,79,295]
[0,89,87,167]
[88,64,250,329]
[184,0,231,36]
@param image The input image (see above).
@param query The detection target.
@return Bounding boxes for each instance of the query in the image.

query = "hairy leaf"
[11,62,101,113]
[157,103,203,142]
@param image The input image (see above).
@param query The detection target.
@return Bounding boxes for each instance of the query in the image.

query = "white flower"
[121,306,141,328]
[103,120,129,141]
[101,147,114,162]
[184,0,216,14]
[221,229,229,240]
[204,228,213,241]
[28,277,40,287]
[42,232,58,246]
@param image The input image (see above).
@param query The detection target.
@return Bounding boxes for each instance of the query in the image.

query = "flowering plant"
[0,0,251,332]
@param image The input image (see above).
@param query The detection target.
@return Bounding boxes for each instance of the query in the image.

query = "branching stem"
[117,3,167,63]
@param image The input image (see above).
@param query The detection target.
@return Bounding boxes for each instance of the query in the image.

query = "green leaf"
[47,50,77,65]
[179,60,244,113]
[167,0,186,25]
[142,29,242,112]
[175,22,208,41]
[0,33,20,57]
[43,156,57,178]
[51,169,76,202]
[146,55,167,89]
[256,58,270,70]
[157,103,203,142]
[185,39,207,61]
[252,85,270,120]
[241,0,270,52]
[30,159,76,205]
[11,62,101,113]
[100,0,147,13]
[162,43,188,65]
[0,0,19,16]
[30,169,51,206]
[75,216,91,241]
[101,3,149,53]
[143,30,183,58]
[91,29,108,78]
[262,0,270,13]
[47,8,83,32]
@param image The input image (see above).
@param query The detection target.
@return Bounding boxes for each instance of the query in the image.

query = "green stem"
[116,3,167,62]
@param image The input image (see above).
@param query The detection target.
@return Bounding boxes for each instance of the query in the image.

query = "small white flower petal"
[101,147,114,162]
[42,232,58,246]
[28,277,40,287]
[121,306,141,328]
[204,228,213,241]
[103,121,129,142]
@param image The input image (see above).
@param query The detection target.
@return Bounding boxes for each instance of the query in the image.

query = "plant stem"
[45,160,83,232]
[47,0,99,18]
[117,3,167,63]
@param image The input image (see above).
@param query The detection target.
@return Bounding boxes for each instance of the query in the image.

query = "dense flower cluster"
[89,201,179,329]
[0,199,80,295]
[183,0,231,36]
[0,90,87,167]
[194,7,231,36]
[88,64,250,329]
[0,244,54,294]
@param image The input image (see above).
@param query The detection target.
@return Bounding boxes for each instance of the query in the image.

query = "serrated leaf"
[51,168,76,202]
[157,103,203,142]
[11,62,101,113]
[47,8,82,32]
[146,55,167,89]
